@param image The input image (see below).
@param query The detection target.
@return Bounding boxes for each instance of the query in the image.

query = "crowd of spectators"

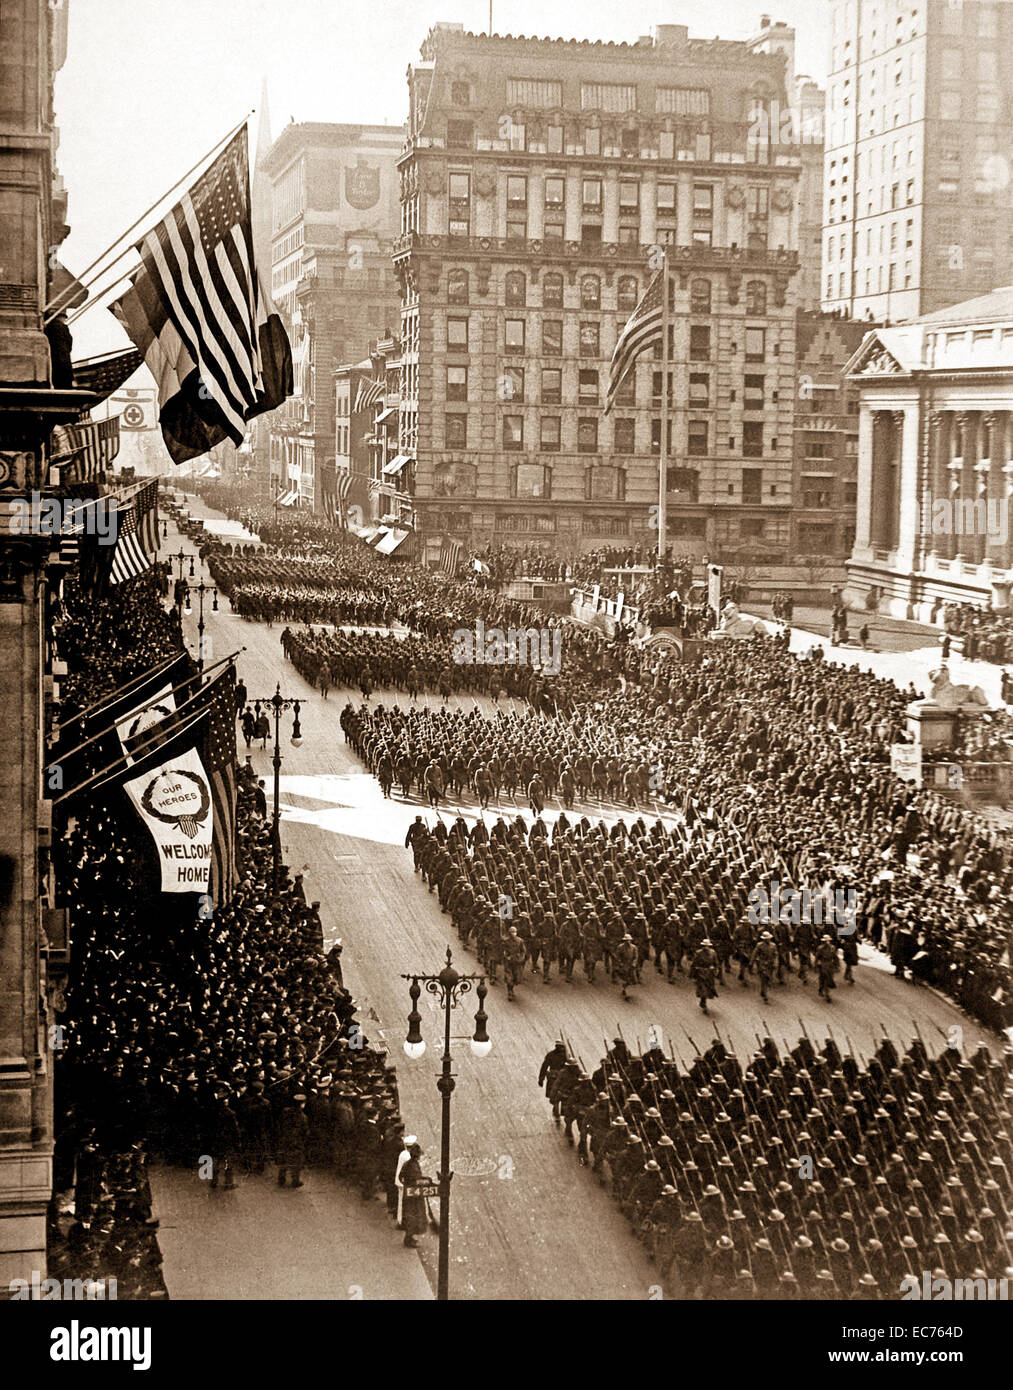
[943,603,1013,666]
[48,561,408,1291]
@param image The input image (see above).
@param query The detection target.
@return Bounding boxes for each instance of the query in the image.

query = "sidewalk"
[150,1165,433,1301]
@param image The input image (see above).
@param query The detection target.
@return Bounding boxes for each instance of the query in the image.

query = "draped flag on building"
[353,377,384,412]
[72,348,144,399]
[604,269,664,415]
[440,537,463,574]
[49,650,193,799]
[111,126,293,466]
[201,667,239,906]
[107,666,237,898]
[110,482,159,584]
[124,743,214,894]
[51,415,122,484]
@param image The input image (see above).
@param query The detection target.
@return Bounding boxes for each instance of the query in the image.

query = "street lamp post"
[247,684,302,893]
[181,578,218,671]
[401,947,490,1301]
[169,548,195,581]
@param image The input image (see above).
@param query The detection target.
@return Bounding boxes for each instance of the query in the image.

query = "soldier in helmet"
[690,938,720,1015]
[503,926,527,1002]
[750,931,778,1005]
[613,934,639,1002]
[815,935,839,1003]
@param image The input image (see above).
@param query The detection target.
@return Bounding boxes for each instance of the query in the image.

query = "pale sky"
[56,0,829,357]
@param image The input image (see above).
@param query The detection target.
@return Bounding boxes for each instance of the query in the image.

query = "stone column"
[923,410,946,562]
[895,404,922,575]
[950,413,967,562]
[887,412,903,552]
[853,401,875,554]
[999,411,1013,571]
[964,411,985,566]
[980,412,1001,569]
[869,411,894,549]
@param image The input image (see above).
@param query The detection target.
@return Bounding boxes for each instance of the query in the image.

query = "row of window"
[450,172,729,215]
[442,412,775,457]
[444,318,769,361]
[445,365,770,408]
[444,119,715,162]
[445,270,769,316]
[429,462,778,504]
[429,510,816,542]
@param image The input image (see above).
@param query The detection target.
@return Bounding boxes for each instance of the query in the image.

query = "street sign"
[404,1181,440,1199]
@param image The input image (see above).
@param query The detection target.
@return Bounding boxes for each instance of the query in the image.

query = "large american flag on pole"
[604,269,664,415]
[113,126,292,465]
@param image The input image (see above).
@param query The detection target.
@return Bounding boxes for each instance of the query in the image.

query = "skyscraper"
[822,0,1013,324]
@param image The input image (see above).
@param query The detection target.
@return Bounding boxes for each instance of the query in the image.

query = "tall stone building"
[822,0,1013,324]
[260,122,402,511]
[394,23,803,560]
[0,0,95,1289]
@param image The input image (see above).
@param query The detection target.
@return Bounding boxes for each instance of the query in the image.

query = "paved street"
[162,502,1001,1300]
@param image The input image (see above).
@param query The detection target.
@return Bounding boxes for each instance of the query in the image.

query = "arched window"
[542,272,563,307]
[746,279,767,315]
[447,269,469,304]
[505,270,526,306]
[581,274,601,309]
[617,275,639,312]
[690,278,711,314]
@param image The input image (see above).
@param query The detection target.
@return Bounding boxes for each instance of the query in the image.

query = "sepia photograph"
[1,0,1011,1363]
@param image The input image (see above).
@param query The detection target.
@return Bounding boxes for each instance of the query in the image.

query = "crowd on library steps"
[539,1033,1012,1300]
[48,571,420,1293]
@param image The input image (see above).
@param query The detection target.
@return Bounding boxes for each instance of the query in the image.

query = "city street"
[167,503,999,1300]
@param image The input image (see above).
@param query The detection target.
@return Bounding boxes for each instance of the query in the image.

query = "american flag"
[336,470,352,502]
[135,129,264,446]
[201,668,239,906]
[440,537,463,574]
[72,348,144,398]
[604,269,664,415]
[354,377,385,412]
[109,482,158,584]
[51,416,121,483]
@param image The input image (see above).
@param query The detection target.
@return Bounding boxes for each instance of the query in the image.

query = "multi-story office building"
[394,23,803,559]
[792,308,877,558]
[260,122,402,511]
[822,0,1013,324]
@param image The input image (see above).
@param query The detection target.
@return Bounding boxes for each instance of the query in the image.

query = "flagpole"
[658,250,670,565]
[44,110,255,324]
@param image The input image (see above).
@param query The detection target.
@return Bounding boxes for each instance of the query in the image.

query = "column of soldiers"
[539,1033,1012,1299]
[401,811,857,1011]
[338,653,1011,1032]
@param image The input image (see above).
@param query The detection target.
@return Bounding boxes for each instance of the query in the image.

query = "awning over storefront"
[374,527,410,555]
[381,454,411,477]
